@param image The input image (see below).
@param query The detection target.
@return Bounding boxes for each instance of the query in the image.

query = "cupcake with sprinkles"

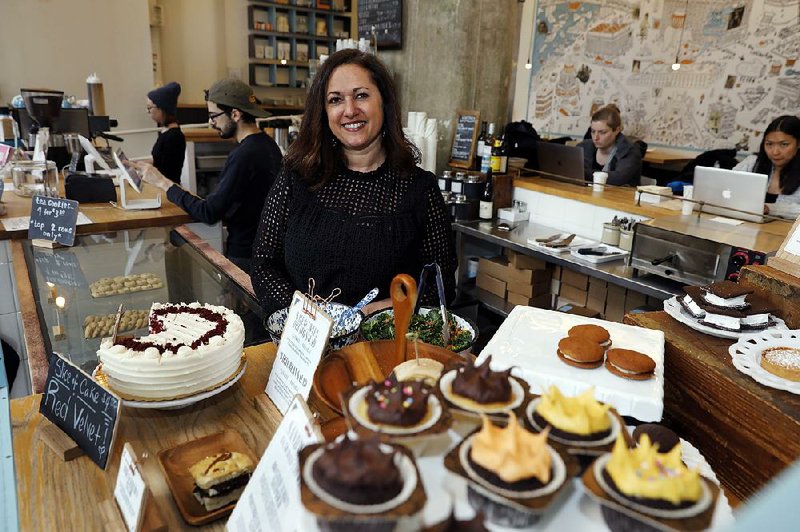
[343,375,452,455]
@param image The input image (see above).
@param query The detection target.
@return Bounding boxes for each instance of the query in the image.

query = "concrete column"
[379,0,522,173]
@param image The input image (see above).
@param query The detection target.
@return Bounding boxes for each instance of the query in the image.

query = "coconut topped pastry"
[605,434,702,506]
[470,413,552,485]
[451,355,513,405]
[392,357,444,386]
[534,386,612,439]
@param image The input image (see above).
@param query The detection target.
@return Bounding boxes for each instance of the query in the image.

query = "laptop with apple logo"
[693,165,769,223]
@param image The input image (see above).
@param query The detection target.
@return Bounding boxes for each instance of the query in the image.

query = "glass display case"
[21,226,268,375]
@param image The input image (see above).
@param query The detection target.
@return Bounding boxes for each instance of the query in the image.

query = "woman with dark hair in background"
[734,115,800,218]
[250,49,456,315]
[577,104,642,186]
[145,81,185,184]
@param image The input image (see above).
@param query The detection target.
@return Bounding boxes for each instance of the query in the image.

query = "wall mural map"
[526,0,800,152]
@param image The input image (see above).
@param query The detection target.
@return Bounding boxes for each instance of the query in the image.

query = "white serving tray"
[569,245,628,264]
[476,307,665,422]
[664,296,787,340]
[526,235,595,254]
[728,329,800,394]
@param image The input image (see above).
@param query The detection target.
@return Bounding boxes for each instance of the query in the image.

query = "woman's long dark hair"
[284,49,420,187]
[753,115,800,196]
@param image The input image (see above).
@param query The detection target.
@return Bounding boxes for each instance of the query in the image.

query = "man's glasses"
[208,110,227,121]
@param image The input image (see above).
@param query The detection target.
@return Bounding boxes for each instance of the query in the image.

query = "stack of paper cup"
[592,171,608,192]
[682,185,694,215]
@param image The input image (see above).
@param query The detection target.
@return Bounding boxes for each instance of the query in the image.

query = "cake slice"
[189,451,254,511]
[700,280,753,310]
[679,286,707,319]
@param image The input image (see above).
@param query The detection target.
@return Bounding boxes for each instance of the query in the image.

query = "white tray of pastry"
[415,429,734,531]
[664,296,788,340]
[728,329,800,394]
[475,306,665,422]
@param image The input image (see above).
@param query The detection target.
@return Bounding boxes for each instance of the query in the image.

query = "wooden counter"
[12,342,282,531]
[642,147,698,166]
[513,176,794,253]
[624,311,800,502]
[0,182,192,240]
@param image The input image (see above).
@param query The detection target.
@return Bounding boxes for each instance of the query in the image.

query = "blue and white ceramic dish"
[265,301,364,352]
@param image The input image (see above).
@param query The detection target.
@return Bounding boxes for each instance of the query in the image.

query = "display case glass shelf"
[22,227,268,375]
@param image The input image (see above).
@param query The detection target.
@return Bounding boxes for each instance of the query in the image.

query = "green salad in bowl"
[360,307,477,353]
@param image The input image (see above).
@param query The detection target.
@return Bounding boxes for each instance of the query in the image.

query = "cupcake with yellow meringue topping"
[586,433,717,532]
[527,386,623,454]
[443,412,574,528]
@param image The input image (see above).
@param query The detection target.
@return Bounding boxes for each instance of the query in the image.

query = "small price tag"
[266,291,333,414]
[113,443,147,532]
[226,395,323,532]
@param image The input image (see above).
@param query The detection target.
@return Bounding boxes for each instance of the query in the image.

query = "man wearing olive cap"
[134,79,282,273]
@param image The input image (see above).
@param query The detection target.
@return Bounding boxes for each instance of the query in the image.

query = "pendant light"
[672,0,689,71]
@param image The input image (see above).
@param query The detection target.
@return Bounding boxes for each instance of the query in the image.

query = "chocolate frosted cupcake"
[300,436,426,532]
[343,376,452,455]
[583,434,717,532]
[438,356,526,420]
[443,412,572,528]
[423,511,488,532]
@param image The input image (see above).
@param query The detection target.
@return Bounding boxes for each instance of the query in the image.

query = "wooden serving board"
[157,430,258,526]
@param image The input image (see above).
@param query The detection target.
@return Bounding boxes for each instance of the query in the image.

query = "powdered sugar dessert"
[97,302,245,399]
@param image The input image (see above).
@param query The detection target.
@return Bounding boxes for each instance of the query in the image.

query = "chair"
[678,149,738,183]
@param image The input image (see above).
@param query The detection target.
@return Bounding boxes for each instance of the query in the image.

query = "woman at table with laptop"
[734,115,800,218]
[578,104,642,187]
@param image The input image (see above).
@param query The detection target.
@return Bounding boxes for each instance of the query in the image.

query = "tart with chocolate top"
[344,376,451,439]
[438,356,526,415]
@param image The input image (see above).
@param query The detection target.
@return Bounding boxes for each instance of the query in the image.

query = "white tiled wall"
[513,188,648,242]
[0,241,31,398]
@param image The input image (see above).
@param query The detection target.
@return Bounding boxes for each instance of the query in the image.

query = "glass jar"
[12,160,59,198]
[438,170,453,192]
[463,173,483,199]
[451,171,466,194]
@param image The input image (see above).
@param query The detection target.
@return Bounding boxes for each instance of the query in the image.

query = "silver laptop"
[535,142,585,182]
[693,166,768,223]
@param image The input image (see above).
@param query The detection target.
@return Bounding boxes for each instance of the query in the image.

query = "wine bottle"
[479,168,494,220]
[481,123,495,174]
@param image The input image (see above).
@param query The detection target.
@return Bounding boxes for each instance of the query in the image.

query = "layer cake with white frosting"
[97,302,244,399]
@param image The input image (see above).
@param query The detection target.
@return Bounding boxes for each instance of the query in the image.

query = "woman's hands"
[125,160,173,191]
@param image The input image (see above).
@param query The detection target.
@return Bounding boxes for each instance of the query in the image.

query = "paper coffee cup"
[682,185,694,215]
[592,171,608,192]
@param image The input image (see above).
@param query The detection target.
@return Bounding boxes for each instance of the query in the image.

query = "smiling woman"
[250,49,457,316]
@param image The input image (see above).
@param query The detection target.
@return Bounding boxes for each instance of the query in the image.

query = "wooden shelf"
[249,29,339,41]
[249,0,353,17]
[249,58,307,66]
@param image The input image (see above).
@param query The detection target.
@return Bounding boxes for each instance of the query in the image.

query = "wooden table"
[624,311,800,502]
[0,181,192,239]
[642,147,698,166]
[12,343,283,531]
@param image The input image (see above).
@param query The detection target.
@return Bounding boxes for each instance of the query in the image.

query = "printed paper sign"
[266,292,333,414]
[114,443,147,532]
[226,395,323,532]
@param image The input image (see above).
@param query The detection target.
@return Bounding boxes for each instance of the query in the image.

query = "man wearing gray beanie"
[146,81,185,183]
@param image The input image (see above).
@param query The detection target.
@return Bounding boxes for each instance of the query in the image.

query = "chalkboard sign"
[33,248,88,288]
[448,110,481,169]
[28,195,80,246]
[40,352,121,469]
[358,0,402,49]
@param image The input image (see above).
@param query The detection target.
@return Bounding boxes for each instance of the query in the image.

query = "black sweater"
[151,127,186,183]
[250,162,457,315]
[167,132,282,259]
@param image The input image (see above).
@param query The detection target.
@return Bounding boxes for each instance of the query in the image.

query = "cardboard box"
[476,272,506,298]
[561,268,590,291]
[624,290,647,312]
[605,284,627,322]
[478,256,509,282]
[587,279,608,313]
[508,291,552,309]
[507,278,550,298]
[507,266,551,286]
[559,283,588,306]
[505,249,546,271]
[557,303,602,319]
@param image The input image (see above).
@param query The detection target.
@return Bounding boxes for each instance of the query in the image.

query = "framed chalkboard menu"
[448,110,481,169]
[358,0,402,49]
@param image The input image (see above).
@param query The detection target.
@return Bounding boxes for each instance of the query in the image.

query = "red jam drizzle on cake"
[114,305,228,354]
